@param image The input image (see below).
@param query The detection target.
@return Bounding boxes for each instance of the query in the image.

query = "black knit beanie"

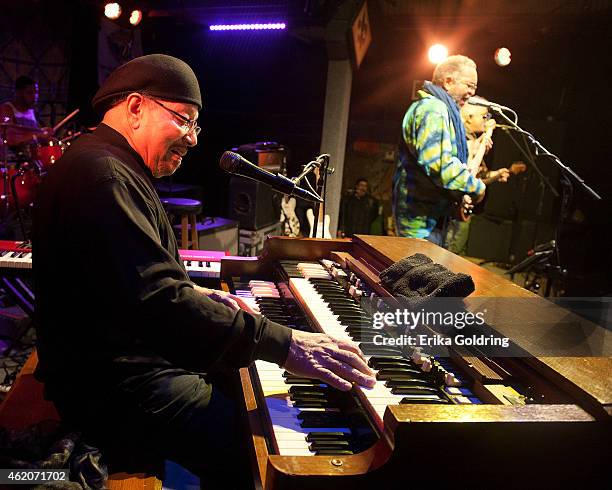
[92,54,202,114]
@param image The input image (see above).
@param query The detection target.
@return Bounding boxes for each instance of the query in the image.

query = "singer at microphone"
[219,151,322,202]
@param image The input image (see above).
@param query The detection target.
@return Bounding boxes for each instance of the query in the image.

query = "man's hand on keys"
[283,330,377,391]
[194,285,261,315]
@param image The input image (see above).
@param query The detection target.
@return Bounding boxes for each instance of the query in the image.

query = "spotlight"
[104,2,122,20]
[428,44,448,64]
[129,9,143,26]
[495,47,511,66]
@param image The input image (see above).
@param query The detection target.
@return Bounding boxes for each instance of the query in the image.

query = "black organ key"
[358,343,403,356]
[400,395,450,404]
[306,432,350,441]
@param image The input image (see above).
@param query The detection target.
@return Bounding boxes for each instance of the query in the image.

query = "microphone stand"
[1,124,9,219]
[291,154,330,238]
[491,105,601,201]
[498,124,556,254]
[313,155,330,239]
[492,105,600,295]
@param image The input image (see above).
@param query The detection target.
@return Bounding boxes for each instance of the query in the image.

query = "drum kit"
[0,109,82,221]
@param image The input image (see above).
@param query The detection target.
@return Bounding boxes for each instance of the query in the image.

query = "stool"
[161,198,202,249]
[154,182,204,202]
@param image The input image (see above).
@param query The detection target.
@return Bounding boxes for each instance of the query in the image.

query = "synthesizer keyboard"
[0,241,228,279]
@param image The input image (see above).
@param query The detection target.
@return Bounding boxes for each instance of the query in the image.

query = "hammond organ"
[2,237,609,487]
[218,236,610,489]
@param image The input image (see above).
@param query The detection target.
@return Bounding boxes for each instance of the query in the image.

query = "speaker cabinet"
[197,218,239,255]
[228,176,280,230]
[466,215,513,263]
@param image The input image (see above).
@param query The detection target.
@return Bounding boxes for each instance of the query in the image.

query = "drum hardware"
[0,123,47,238]
[1,108,80,239]
[52,108,79,134]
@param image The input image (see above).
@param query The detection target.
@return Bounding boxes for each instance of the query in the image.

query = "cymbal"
[0,122,45,134]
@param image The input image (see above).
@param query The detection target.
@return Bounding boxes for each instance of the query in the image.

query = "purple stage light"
[209,22,286,31]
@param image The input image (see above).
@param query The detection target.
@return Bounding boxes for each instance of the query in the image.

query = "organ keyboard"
[235,277,376,458]
[217,236,610,489]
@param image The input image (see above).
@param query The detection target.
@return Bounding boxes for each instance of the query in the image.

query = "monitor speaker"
[228,176,280,230]
[466,215,513,262]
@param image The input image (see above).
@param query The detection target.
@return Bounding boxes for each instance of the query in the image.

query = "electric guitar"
[304,165,332,238]
[280,196,300,237]
[306,208,332,239]
[466,119,496,176]
[457,161,527,222]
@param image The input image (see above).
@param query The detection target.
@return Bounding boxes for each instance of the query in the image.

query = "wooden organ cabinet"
[216,236,610,489]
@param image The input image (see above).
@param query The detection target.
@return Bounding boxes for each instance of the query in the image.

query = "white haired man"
[392,55,486,244]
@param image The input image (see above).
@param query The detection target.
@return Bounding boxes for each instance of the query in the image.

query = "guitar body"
[306,208,332,239]
[456,161,527,222]
[280,196,300,237]
[456,193,487,222]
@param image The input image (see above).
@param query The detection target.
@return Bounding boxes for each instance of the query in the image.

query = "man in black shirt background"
[337,178,379,238]
[32,54,375,486]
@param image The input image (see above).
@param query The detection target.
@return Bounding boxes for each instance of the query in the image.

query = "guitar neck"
[469,125,494,172]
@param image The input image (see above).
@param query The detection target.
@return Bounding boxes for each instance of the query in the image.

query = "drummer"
[0,76,51,153]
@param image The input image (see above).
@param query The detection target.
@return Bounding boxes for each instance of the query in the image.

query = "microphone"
[528,240,556,255]
[220,151,323,203]
[467,96,510,111]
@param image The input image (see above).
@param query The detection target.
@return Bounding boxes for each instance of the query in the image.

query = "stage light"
[495,47,511,66]
[428,44,448,64]
[129,9,143,26]
[209,22,286,31]
[104,2,122,20]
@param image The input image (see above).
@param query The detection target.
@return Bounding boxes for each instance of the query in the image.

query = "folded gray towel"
[379,253,433,284]
[380,254,475,303]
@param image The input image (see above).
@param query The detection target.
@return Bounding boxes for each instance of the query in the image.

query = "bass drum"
[3,164,42,210]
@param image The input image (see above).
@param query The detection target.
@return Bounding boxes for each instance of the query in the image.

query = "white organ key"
[248,280,276,287]
[254,360,351,456]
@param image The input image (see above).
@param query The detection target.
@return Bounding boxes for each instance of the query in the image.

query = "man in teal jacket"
[392,55,486,244]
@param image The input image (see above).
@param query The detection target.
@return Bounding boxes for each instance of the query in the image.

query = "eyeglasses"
[458,80,478,91]
[147,97,201,135]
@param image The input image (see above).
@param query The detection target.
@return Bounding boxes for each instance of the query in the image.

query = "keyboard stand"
[0,275,35,320]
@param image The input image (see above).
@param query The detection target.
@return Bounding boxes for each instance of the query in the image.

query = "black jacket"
[32,124,291,398]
